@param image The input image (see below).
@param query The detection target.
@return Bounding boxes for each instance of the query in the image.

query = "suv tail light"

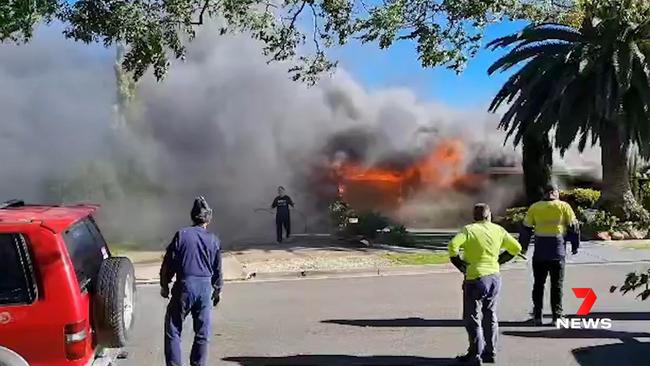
[64,320,89,360]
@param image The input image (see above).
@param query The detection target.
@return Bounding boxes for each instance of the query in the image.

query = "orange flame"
[331,139,486,208]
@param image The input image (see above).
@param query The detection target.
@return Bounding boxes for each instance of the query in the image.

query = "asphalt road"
[124,263,650,366]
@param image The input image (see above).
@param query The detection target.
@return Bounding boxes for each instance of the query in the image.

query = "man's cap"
[191,196,213,224]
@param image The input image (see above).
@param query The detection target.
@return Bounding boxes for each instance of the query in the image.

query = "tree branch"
[310,3,321,52]
[264,1,277,13]
[289,1,308,29]
[190,0,211,25]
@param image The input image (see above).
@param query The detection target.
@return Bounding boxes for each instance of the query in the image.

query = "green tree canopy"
[1,1,578,83]
[487,0,650,218]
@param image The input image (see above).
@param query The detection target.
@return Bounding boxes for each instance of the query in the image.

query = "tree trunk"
[598,122,644,219]
[522,130,554,205]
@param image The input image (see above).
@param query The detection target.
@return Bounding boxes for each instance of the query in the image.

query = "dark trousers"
[164,278,213,366]
[463,274,501,359]
[276,214,291,242]
[532,259,565,318]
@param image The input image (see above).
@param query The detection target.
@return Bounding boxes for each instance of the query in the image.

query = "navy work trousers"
[276,214,291,242]
[532,259,565,319]
[463,274,502,360]
[164,277,213,366]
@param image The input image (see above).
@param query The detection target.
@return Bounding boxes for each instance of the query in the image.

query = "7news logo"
[556,288,612,329]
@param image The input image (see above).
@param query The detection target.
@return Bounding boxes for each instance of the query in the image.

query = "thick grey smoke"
[0,25,593,247]
[0,30,114,201]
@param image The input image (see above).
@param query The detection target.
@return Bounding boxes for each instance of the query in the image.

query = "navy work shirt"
[272,195,294,217]
[160,226,223,291]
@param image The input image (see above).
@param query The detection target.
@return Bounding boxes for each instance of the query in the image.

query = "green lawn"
[109,243,164,263]
[621,241,650,250]
[383,252,450,266]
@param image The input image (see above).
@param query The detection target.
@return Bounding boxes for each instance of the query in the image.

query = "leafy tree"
[2,1,578,83]
[487,0,650,220]
[610,269,650,301]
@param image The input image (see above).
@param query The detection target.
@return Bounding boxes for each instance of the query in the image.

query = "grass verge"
[109,243,164,263]
[383,252,450,266]
[621,241,650,250]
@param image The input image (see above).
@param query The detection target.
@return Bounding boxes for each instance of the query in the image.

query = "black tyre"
[93,257,136,348]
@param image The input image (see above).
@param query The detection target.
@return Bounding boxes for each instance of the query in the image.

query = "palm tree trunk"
[523,130,553,205]
[598,122,641,219]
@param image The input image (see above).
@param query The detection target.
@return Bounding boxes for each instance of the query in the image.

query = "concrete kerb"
[134,252,249,284]
[133,240,650,284]
[134,259,650,285]
[135,264,460,285]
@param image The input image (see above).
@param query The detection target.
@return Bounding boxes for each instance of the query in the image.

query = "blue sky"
[50,5,525,110]
[332,21,525,109]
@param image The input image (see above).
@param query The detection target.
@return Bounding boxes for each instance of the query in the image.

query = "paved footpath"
[124,262,650,366]
[132,240,650,283]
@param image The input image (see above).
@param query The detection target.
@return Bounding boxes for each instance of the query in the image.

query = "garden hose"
[253,207,308,233]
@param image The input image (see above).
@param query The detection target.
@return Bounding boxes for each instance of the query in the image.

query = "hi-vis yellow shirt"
[448,221,522,280]
[523,200,577,236]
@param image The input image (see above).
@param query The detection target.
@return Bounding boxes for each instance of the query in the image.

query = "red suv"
[0,200,136,366]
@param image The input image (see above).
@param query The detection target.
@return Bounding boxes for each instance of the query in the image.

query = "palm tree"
[487,0,650,219]
[522,129,554,205]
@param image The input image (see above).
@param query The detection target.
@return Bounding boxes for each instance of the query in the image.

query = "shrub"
[329,199,354,232]
[610,268,650,301]
[386,225,415,246]
[640,182,650,212]
[578,208,619,237]
[352,211,392,239]
[495,206,528,232]
[560,188,601,210]
[626,204,650,229]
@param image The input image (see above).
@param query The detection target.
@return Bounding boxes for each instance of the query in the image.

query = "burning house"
[303,127,522,228]
[330,139,488,211]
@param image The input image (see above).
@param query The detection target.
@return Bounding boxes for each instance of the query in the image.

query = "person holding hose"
[449,203,522,365]
[271,186,294,243]
[520,183,580,326]
[160,196,223,366]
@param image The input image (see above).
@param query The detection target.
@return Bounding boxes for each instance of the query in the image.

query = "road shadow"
[323,312,650,329]
[227,235,373,253]
[572,339,650,366]
[322,317,534,328]
[584,312,650,321]
[502,328,650,339]
[223,355,459,365]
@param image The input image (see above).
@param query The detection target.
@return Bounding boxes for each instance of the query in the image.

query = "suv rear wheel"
[0,346,29,366]
[93,257,136,348]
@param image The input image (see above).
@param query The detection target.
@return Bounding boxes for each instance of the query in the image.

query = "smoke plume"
[0,25,582,247]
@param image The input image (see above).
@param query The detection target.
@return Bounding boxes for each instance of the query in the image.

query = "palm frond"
[488,56,556,112]
[486,23,582,50]
[631,41,650,82]
[613,43,633,94]
[488,43,573,75]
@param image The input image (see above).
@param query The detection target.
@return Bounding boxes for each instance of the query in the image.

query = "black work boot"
[552,314,567,326]
[456,353,482,365]
[481,353,495,364]
[531,309,543,326]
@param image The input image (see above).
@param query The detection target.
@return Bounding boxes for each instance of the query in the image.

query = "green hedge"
[494,206,528,232]
[577,208,619,237]
[560,188,601,210]
[386,225,415,246]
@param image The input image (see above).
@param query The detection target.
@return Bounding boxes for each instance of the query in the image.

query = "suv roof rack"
[0,199,25,209]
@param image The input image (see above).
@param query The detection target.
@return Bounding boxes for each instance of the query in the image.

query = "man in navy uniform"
[271,186,295,242]
[160,196,223,366]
